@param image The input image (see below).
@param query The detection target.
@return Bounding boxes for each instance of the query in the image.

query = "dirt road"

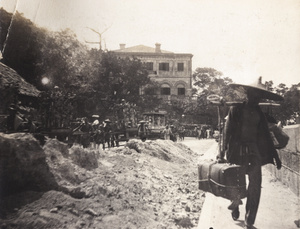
[180,137,218,161]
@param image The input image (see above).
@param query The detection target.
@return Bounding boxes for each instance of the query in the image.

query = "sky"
[1,0,300,87]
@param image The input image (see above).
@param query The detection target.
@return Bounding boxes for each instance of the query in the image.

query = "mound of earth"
[0,134,205,229]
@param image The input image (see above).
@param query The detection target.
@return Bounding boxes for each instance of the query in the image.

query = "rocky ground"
[0,133,212,229]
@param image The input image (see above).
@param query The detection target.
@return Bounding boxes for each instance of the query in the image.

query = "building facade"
[113,43,193,101]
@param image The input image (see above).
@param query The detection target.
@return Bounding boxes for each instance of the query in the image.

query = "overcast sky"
[1,0,300,87]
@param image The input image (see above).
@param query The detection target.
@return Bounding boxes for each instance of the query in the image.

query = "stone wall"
[265,124,300,196]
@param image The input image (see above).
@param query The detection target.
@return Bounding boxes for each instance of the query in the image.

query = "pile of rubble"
[0,133,205,229]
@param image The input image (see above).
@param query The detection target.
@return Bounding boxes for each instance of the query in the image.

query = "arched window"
[161,83,171,95]
[177,84,185,95]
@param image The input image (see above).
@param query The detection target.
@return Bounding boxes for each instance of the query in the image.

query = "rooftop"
[113,44,173,54]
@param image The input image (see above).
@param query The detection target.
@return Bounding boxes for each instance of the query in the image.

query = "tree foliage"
[80,51,160,119]
[0,8,12,52]
[37,29,90,90]
[275,83,300,124]
[0,10,48,85]
[189,67,234,126]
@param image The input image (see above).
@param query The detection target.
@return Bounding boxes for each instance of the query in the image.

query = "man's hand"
[216,149,227,163]
[275,158,282,170]
[216,155,227,163]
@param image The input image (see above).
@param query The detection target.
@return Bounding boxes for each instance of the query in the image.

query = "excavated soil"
[0,134,206,229]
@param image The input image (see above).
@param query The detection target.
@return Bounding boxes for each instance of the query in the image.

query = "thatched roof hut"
[0,62,40,97]
[0,62,41,117]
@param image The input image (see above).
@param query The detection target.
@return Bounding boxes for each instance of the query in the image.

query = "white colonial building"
[113,43,193,101]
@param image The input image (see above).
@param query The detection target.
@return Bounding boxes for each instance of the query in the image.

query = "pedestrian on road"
[200,127,205,139]
[196,127,201,139]
[217,77,283,229]
[73,117,92,148]
[138,120,149,141]
[178,126,185,141]
[206,128,211,139]
[91,116,100,148]
[103,119,112,149]
[170,125,177,142]
[94,123,105,150]
[162,125,172,140]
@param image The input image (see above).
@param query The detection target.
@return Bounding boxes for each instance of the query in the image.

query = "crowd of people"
[71,117,120,150]
[161,124,217,141]
[161,124,216,142]
[194,126,216,139]
[72,118,216,149]
[160,124,186,142]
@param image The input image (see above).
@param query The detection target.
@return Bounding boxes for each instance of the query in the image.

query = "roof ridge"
[113,44,174,54]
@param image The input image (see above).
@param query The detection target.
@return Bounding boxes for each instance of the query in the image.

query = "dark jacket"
[224,103,280,166]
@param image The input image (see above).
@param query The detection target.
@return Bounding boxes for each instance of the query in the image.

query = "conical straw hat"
[229,76,283,101]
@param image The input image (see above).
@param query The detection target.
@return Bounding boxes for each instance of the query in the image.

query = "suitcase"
[198,161,247,200]
[198,160,212,192]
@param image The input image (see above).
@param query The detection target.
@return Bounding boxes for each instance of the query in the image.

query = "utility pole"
[85,27,110,50]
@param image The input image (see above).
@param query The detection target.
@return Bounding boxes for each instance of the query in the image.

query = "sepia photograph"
[0,0,299,228]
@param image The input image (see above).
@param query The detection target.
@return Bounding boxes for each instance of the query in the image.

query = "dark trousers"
[245,156,262,226]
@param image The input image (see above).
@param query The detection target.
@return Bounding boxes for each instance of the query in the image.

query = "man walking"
[218,77,283,229]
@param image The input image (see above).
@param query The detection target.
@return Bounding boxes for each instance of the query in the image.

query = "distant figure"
[178,126,185,141]
[162,125,172,140]
[197,127,201,139]
[91,118,100,148]
[170,125,177,142]
[103,119,112,149]
[73,118,92,148]
[206,128,211,139]
[94,123,105,150]
[200,127,205,139]
[138,121,149,141]
[110,121,119,147]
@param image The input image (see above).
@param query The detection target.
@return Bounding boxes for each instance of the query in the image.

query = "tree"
[137,80,162,114]
[168,98,191,122]
[275,83,300,124]
[0,8,13,52]
[88,52,162,119]
[193,68,219,91]
[37,29,91,90]
[0,9,91,92]
[191,67,234,126]
[274,83,289,97]
[0,10,48,85]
